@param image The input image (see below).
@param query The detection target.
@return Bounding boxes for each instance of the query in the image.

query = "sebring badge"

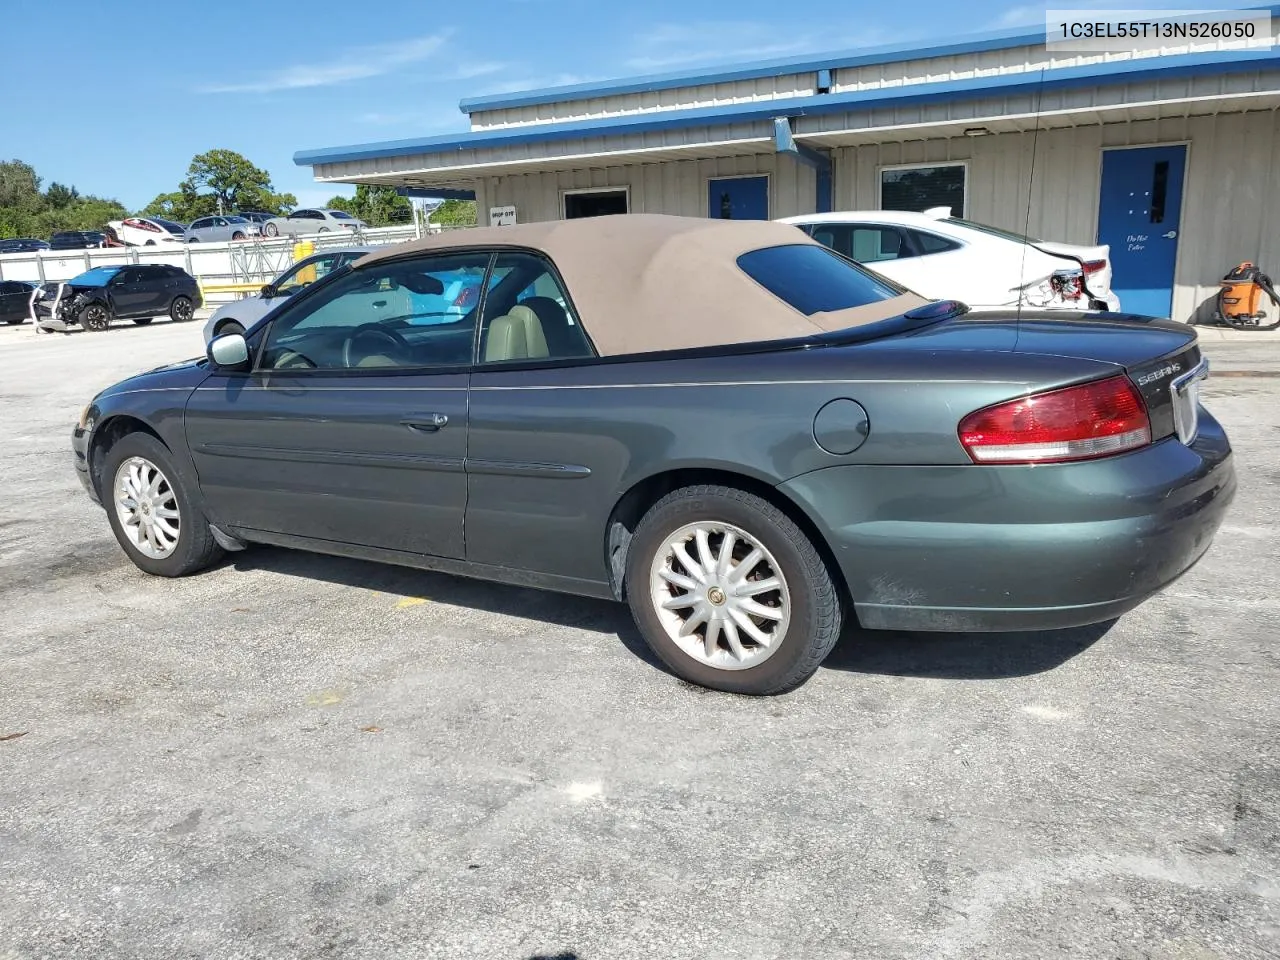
[1136,361,1183,387]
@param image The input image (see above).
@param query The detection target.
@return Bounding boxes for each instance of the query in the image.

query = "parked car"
[0,238,50,253]
[49,230,109,250]
[36,264,200,332]
[202,246,375,341]
[71,215,1233,695]
[260,208,366,238]
[780,208,1121,313]
[109,217,187,246]
[186,215,261,243]
[233,211,275,226]
[0,280,41,324]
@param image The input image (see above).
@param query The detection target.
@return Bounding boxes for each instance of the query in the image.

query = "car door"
[107,268,151,317]
[0,282,27,322]
[184,250,490,558]
[464,251,601,575]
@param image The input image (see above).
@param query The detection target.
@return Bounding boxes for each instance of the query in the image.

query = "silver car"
[185,215,262,243]
[202,246,375,341]
[260,208,366,238]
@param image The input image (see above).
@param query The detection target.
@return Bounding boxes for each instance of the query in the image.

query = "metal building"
[295,14,1280,323]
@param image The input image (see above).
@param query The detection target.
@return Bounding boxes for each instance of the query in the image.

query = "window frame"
[250,250,498,377]
[877,161,969,219]
[561,186,630,221]
[474,249,599,369]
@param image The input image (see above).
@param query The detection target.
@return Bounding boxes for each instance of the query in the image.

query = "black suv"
[35,264,202,332]
[49,231,108,250]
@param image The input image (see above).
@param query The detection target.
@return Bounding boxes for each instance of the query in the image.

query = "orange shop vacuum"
[1216,261,1280,331]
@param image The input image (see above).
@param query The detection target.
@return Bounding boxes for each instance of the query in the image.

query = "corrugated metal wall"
[474,154,817,222]
[834,109,1280,322]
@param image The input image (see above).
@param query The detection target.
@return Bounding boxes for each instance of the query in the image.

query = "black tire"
[187,237,199,243]
[625,485,843,695]
[145,239,156,246]
[231,231,245,241]
[214,319,246,337]
[79,301,112,332]
[132,317,153,326]
[100,432,224,577]
[5,318,24,325]
[170,296,194,323]
[263,222,279,237]
[318,227,330,233]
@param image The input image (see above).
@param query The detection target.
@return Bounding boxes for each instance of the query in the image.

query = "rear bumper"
[779,408,1235,632]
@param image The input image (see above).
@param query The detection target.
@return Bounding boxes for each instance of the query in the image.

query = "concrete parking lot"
[1,318,1277,960]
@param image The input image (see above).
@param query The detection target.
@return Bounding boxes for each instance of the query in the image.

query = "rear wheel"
[263,222,279,237]
[102,433,223,577]
[5,318,24,325]
[232,231,245,241]
[625,485,844,695]
[79,301,111,332]
[132,317,153,326]
[170,296,194,323]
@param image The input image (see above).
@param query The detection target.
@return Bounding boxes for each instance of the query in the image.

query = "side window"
[906,229,962,255]
[276,254,341,295]
[114,268,139,284]
[258,252,489,372]
[849,226,910,263]
[479,252,594,364]
[808,224,854,259]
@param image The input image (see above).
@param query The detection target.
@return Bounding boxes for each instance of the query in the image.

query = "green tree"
[0,159,127,238]
[324,184,413,227]
[428,199,477,228]
[44,182,80,209]
[180,149,295,215]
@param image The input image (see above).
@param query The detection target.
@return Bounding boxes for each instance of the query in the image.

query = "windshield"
[225,216,248,224]
[947,217,1041,245]
[328,210,355,220]
[68,266,122,286]
[153,219,186,235]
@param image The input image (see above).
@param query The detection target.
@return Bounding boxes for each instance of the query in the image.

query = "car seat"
[484,305,549,361]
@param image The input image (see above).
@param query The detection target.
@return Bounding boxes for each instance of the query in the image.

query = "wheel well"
[213,317,240,335]
[603,467,848,604]
[89,416,165,499]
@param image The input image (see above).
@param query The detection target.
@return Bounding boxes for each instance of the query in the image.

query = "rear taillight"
[959,375,1150,464]
[1082,260,1107,275]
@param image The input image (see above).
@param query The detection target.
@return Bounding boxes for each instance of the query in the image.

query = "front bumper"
[779,407,1235,632]
[71,422,99,504]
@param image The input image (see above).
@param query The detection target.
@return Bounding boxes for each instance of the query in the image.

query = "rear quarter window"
[737,244,903,316]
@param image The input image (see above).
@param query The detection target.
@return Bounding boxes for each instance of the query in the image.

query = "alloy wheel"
[114,456,181,559]
[649,521,791,670]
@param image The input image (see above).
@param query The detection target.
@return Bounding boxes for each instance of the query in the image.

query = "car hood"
[96,356,209,399]
[894,308,1196,368]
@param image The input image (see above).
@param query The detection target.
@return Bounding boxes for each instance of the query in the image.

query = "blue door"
[1097,145,1186,318]
[708,176,769,220]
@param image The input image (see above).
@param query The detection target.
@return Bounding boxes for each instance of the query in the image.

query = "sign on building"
[489,205,517,227]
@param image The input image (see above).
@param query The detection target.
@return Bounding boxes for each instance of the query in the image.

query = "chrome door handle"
[401,413,448,432]
[1162,230,1177,239]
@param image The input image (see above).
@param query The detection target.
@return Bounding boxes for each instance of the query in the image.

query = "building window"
[563,189,629,219]
[880,163,966,217]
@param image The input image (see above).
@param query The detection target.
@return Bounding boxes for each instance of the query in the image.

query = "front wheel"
[232,231,245,241]
[625,485,844,695]
[170,296,194,323]
[79,301,112,332]
[263,222,279,237]
[102,432,224,577]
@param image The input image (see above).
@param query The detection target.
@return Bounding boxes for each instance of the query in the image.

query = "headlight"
[77,404,94,431]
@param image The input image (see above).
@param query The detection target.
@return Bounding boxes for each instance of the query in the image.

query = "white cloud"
[624,21,896,71]
[472,73,601,96]
[199,33,451,94]
[450,61,508,80]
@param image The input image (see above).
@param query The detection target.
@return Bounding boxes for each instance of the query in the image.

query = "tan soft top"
[355,214,926,356]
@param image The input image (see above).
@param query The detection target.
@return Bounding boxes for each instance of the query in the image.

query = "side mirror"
[260,284,275,299]
[207,332,250,370]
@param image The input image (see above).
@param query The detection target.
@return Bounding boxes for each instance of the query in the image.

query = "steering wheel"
[342,323,412,368]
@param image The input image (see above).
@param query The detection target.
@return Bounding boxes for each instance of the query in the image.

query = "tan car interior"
[484,305,550,362]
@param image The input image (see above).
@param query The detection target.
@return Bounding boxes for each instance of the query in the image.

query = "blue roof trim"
[296,50,1280,168]
[457,25,1047,114]
[457,5,1280,114]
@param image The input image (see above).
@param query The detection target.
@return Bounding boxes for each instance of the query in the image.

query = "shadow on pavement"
[821,619,1115,680]
[228,546,1111,683]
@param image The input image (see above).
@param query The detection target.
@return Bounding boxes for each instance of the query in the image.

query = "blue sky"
[0,0,1204,212]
